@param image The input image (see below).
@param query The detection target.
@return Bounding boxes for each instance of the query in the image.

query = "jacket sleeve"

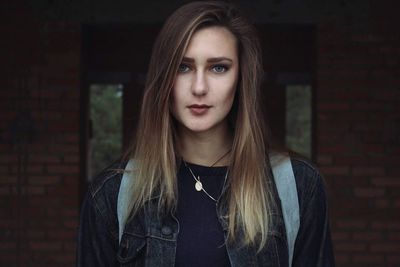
[76,192,119,267]
[292,164,335,267]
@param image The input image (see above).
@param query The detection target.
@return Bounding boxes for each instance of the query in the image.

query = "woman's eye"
[212,65,228,73]
[178,64,190,73]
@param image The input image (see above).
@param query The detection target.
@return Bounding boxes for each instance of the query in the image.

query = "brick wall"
[317,2,400,266]
[0,1,81,266]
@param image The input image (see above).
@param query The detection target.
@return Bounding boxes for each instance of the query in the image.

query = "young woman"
[77,1,335,266]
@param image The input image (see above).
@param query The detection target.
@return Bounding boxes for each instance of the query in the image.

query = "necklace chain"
[183,160,228,202]
[209,149,231,167]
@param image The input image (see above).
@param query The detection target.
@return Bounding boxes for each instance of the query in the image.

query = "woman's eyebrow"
[182,57,195,63]
[207,57,233,63]
[181,56,233,63]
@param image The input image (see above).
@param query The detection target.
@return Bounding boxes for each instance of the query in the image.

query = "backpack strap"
[117,159,135,243]
[270,153,300,267]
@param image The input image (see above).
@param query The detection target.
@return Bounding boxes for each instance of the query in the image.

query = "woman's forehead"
[183,26,238,60]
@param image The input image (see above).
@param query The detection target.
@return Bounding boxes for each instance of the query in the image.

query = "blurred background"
[0,0,399,266]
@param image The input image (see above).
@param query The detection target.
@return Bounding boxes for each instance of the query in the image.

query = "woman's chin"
[179,120,229,136]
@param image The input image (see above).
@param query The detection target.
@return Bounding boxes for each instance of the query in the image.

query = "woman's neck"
[177,125,233,167]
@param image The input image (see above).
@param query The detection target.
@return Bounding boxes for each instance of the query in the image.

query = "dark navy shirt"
[175,162,231,267]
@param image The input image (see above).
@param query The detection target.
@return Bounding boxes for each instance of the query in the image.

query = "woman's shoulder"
[86,160,129,228]
[290,156,329,215]
[79,161,129,242]
[290,157,324,189]
[270,152,324,192]
[88,161,128,199]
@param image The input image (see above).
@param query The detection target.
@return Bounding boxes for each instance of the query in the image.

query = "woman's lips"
[188,104,211,115]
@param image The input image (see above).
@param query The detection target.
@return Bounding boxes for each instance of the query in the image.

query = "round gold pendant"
[195,181,203,191]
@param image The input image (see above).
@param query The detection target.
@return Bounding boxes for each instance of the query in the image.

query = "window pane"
[89,84,123,179]
[286,85,312,158]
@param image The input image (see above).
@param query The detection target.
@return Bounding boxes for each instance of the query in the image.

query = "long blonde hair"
[126,1,275,251]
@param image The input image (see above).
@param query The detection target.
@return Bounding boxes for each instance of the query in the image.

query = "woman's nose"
[191,71,208,96]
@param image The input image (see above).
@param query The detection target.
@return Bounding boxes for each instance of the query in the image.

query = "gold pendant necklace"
[183,160,228,202]
[195,179,203,191]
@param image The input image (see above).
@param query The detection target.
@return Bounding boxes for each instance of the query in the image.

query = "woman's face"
[171,26,239,135]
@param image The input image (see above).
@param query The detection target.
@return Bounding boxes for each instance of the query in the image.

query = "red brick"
[0,252,17,263]
[337,220,367,229]
[47,253,75,263]
[374,199,390,208]
[386,167,400,176]
[319,145,349,154]
[318,102,350,111]
[64,177,80,186]
[362,144,385,154]
[352,232,382,241]
[0,165,9,173]
[372,156,400,165]
[351,33,384,43]
[334,156,366,165]
[28,197,61,207]
[0,176,17,184]
[30,241,62,251]
[62,111,79,120]
[26,144,47,152]
[47,184,78,196]
[387,255,400,263]
[29,155,61,164]
[371,221,400,230]
[26,230,45,239]
[0,144,12,151]
[32,111,62,120]
[62,208,78,217]
[9,164,43,174]
[28,186,46,195]
[47,144,79,153]
[30,89,63,99]
[374,89,400,101]
[63,155,79,163]
[28,176,61,185]
[353,122,384,132]
[47,101,79,111]
[370,243,400,252]
[335,253,350,264]
[0,155,19,164]
[352,166,385,176]
[48,120,79,132]
[47,164,79,174]
[372,177,400,187]
[0,186,10,195]
[332,232,349,241]
[388,233,400,241]
[0,220,18,228]
[362,133,383,143]
[336,242,367,252]
[316,155,333,165]
[0,242,16,250]
[63,134,79,143]
[64,241,76,251]
[63,219,78,229]
[320,166,350,175]
[48,230,76,239]
[354,187,385,197]
[352,254,384,263]
[62,197,79,207]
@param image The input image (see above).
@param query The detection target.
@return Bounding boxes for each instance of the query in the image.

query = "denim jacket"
[76,158,335,267]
